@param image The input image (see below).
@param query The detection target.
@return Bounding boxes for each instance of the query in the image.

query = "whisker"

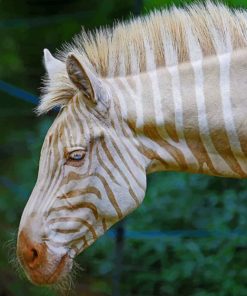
[4,230,26,279]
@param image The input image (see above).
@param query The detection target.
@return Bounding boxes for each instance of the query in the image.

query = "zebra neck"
[106,48,247,178]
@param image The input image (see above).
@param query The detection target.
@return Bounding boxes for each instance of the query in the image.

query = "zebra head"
[17,50,147,285]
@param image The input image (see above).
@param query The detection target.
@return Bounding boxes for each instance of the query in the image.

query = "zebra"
[17,1,247,285]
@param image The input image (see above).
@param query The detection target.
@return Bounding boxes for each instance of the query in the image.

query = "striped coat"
[17,1,247,286]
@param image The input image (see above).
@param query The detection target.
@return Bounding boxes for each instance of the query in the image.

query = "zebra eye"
[66,149,86,166]
[69,150,84,160]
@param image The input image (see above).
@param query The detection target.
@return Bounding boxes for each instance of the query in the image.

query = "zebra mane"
[38,1,247,114]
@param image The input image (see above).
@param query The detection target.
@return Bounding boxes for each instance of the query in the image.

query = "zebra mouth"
[27,253,71,285]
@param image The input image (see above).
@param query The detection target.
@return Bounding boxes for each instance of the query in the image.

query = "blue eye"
[66,148,86,166]
[69,150,85,161]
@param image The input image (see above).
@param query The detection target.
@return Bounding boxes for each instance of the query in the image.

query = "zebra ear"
[43,48,64,78]
[66,53,98,104]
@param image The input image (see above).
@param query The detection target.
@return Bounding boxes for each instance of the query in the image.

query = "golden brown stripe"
[94,173,123,219]
[48,202,99,220]
[57,187,102,200]
[179,61,218,175]
[203,54,244,176]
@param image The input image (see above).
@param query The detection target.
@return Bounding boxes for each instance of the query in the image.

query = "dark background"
[1,0,247,295]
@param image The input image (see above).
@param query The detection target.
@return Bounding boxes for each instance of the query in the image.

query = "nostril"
[25,243,46,269]
[18,230,47,269]
[31,248,38,262]
[27,247,40,268]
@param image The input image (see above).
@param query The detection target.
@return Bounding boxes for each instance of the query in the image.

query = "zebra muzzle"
[17,230,70,285]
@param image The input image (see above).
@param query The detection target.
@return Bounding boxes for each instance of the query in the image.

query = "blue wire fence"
[0,80,39,104]
[108,229,247,239]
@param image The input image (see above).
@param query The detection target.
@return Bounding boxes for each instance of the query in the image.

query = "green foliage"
[119,172,247,295]
[1,0,247,295]
[143,0,247,10]
[71,171,247,296]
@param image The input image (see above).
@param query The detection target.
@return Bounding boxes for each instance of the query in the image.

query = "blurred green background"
[1,0,247,295]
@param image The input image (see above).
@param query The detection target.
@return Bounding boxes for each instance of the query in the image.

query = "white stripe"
[28,125,62,214]
[130,45,144,131]
[109,77,180,168]
[145,54,196,169]
[41,106,79,213]
[105,132,143,191]
[167,65,199,170]
[219,52,247,172]
[118,76,145,131]
[110,78,128,120]
[191,59,231,174]
[187,27,232,174]
[104,80,149,169]
[162,30,199,170]
[143,36,164,127]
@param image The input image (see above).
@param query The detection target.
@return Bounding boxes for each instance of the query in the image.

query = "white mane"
[38,1,247,114]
